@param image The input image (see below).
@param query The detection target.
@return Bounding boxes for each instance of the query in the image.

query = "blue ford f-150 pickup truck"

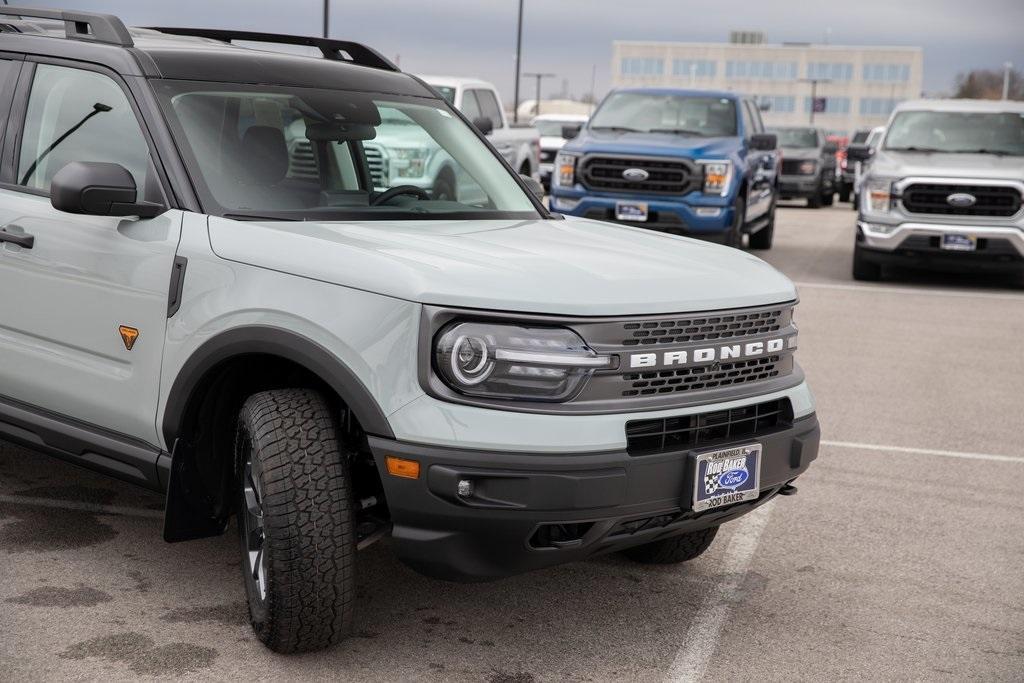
[550,88,780,249]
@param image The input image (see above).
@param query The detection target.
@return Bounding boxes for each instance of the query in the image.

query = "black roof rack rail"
[145,27,400,72]
[0,6,133,46]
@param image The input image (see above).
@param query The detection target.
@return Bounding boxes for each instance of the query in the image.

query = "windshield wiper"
[590,125,643,133]
[951,148,1018,156]
[648,128,707,137]
[224,213,301,222]
[885,146,945,153]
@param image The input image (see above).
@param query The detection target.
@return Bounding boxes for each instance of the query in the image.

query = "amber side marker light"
[385,456,420,479]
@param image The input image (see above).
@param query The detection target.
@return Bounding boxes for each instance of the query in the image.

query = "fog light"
[457,479,474,498]
[551,196,581,212]
[695,207,722,217]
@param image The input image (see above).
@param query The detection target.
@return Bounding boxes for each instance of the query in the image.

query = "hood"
[208,217,796,316]
[779,147,821,160]
[871,150,1024,182]
[565,130,739,159]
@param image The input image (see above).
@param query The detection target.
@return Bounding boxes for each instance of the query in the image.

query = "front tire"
[622,526,719,564]
[723,195,745,248]
[236,389,356,654]
[852,244,883,281]
[838,184,851,203]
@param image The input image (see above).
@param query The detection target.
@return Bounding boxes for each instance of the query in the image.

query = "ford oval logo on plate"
[622,168,650,182]
[718,468,749,489]
[946,192,977,208]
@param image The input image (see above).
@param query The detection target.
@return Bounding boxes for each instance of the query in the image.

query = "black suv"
[770,126,838,208]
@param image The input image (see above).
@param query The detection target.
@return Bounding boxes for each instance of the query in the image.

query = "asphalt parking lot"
[1,203,1022,682]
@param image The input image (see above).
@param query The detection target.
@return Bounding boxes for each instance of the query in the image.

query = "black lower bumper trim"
[369,413,819,582]
[857,244,1024,273]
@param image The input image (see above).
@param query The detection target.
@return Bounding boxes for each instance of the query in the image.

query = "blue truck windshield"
[589,93,737,137]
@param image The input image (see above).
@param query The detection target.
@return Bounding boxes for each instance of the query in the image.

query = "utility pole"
[322,0,329,38]
[800,78,830,124]
[512,0,524,123]
[1003,62,1014,100]
[523,72,555,117]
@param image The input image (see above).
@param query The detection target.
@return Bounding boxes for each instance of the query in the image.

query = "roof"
[0,15,434,98]
[893,99,1024,114]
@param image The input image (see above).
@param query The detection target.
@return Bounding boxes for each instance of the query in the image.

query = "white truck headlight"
[554,152,578,187]
[797,160,817,175]
[434,322,613,401]
[863,177,896,214]
[701,161,731,196]
[391,147,429,178]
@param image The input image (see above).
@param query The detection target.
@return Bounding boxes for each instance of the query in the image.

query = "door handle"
[0,225,34,249]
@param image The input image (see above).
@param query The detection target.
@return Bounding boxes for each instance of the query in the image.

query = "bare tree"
[953,68,1023,100]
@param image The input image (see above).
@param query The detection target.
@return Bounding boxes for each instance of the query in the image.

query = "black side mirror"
[472,116,495,136]
[561,124,583,140]
[51,162,163,218]
[823,142,839,154]
[846,144,874,162]
[520,174,544,199]
[749,133,777,151]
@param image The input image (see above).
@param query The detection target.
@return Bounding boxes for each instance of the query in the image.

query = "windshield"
[152,81,540,221]
[851,130,870,144]
[534,119,581,137]
[589,93,737,137]
[771,128,819,149]
[884,111,1024,155]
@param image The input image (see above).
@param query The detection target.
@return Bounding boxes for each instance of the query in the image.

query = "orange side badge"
[118,325,140,351]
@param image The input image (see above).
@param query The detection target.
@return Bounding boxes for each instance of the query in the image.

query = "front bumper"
[370,413,819,582]
[550,190,734,237]
[857,220,1024,272]
[778,175,819,198]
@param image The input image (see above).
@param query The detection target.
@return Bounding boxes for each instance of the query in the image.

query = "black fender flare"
[161,325,395,447]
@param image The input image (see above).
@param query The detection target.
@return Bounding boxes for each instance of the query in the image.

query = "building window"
[859,97,900,116]
[758,95,795,113]
[621,57,664,77]
[672,59,716,79]
[806,62,853,81]
[725,61,797,80]
[803,96,850,114]
[862,63,910,82]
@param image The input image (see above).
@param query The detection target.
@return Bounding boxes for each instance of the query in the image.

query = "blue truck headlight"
[434,322,613,401]
[554,152,578,187]
[701,161,731,196]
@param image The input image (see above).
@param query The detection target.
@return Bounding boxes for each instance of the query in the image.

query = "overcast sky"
[13,0,1024,101]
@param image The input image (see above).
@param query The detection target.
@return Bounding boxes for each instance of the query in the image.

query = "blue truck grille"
[580,155,696,195]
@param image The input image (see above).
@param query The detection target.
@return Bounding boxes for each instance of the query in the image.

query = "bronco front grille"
[902,184,1022,218]
[621,308,786,347]
[579,156,696,195]
[621,355,790,398]
[625,398,793,456]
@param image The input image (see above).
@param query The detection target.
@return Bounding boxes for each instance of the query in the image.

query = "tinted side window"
[474,89,503,127]
[18,64,151,192]
[460,90,483,122]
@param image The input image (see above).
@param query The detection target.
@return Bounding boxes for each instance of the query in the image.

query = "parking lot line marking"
[822,440,1024,464]
[664,501,775,682]
[0,494,164,519]
[793,281,1024,302]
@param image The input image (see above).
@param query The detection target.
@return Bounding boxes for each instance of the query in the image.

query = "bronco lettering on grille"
[629,337,788,369]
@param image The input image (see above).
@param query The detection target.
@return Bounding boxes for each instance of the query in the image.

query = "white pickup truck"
[420,76,540,179]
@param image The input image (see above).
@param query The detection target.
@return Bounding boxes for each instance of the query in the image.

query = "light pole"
[523,72,555,117]
[1003,62,1014,101]
[322,0,329,38]
[512,0,524,123]
[800,78,831,125]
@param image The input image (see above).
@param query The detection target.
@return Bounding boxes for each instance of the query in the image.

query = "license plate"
[616,201,648,222]
[692,443,762,513]
[941,233,976,252]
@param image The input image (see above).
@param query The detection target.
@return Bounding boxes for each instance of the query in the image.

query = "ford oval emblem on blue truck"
[622,168,650,182]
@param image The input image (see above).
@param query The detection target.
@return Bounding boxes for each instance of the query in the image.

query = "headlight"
[434,322,613,401]
[391,147,429,178]
[701,161,731,196]
[863,177,895,214]
[797,160,817,175]
[554,152,578,187]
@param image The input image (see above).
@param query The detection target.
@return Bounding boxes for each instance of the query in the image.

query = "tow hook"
[779,483,799,497]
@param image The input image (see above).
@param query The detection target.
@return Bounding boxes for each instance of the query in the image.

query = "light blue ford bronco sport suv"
[0,8,819,653]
